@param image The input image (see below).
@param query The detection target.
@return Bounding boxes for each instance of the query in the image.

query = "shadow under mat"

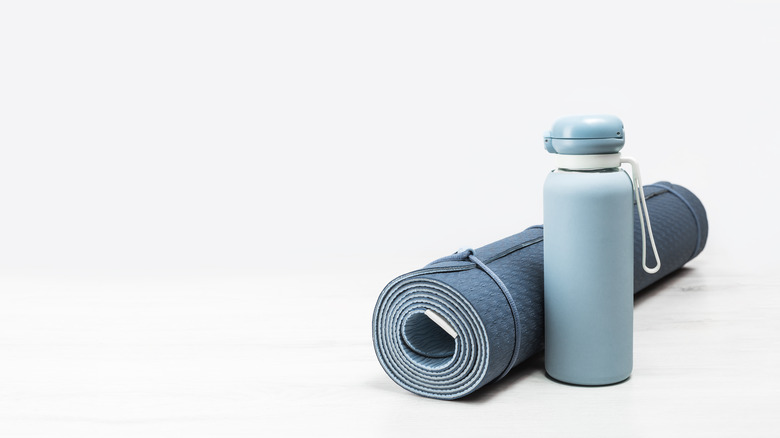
[453,266,693,403]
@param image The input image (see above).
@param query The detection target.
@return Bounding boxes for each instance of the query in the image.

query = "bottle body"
[543,168,634,385]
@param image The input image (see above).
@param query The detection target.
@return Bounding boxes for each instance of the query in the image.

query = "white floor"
[2,248,778,437]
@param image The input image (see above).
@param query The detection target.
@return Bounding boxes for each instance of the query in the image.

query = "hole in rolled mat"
[401,312,456,359]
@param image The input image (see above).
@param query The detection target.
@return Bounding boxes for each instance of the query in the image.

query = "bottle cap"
[544,115,625,155]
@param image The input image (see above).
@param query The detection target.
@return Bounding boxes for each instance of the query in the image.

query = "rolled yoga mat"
[372,181,708,399]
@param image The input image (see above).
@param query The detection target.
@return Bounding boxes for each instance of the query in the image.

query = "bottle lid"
[544,114,625,155]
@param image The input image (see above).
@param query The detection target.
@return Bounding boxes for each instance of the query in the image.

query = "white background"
[1,1,778,437]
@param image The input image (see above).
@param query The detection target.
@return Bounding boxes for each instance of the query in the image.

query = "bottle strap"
[621,157,661,274]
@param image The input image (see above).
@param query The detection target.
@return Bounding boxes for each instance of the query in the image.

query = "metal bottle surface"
[543,168,634,385]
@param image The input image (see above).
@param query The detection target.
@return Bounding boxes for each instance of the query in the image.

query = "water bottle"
[543,114,660,385]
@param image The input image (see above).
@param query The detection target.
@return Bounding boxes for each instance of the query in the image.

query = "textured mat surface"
[372,181,708,399]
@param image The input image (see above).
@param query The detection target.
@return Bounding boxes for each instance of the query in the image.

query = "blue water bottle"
[543,115,660,385]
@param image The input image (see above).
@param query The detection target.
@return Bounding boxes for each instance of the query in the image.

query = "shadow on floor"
[454,267,693,403]
[634,266,690,306]
[454,350,546,404]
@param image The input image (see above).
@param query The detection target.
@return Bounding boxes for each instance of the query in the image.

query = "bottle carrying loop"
[620,157,661,274]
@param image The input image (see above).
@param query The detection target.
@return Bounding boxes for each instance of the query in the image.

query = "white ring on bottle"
[556,153,621,170]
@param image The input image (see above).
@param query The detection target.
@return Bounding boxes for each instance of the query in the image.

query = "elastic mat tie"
[427,248,521,381]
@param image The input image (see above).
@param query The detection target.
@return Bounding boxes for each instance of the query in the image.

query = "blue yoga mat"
[372,181,708,399]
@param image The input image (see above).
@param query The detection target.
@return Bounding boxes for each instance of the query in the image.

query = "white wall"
[1,1,776,276]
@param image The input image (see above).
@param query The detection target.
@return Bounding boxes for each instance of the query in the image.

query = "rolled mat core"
[372,182,708,399]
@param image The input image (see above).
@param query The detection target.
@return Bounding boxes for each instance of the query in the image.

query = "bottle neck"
[556,153,621,171]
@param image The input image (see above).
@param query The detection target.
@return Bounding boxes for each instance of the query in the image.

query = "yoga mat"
[372,181,708,399]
